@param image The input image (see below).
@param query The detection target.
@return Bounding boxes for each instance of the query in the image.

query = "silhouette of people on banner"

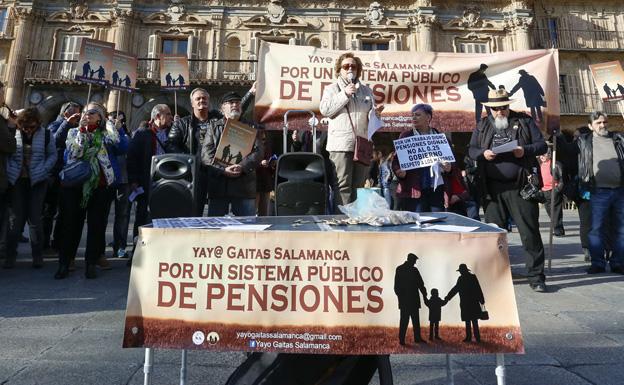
[467,64,496,123]
[233,151,243,164]
[445,264,485,343]
[221,144,231,163]
[424,288,447,340]
[112,70,119,86]
[394,253,427,345]
[177,74,186,87]
[165,72,173,87]
[603,83,613,99]
[618,83,624,97]
[97,65,105,81]
[124,75,131,88]
[509,70,545,122]
[82,61,91,78]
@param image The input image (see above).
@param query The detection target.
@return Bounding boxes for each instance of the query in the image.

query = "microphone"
[347,73,356,99]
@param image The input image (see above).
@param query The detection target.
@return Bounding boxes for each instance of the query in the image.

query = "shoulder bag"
[346,105,373,166]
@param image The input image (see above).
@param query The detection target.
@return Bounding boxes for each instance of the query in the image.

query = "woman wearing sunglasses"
[55,102,128,279]
[4,108,57,269]
[320,52,384,208]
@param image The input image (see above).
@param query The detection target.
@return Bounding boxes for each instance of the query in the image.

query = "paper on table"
[128,186,144,202]
[413,224,479,232]
[491,140,518,154]
[220,224,272,231]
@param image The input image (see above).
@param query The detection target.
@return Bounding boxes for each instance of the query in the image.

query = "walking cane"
[548,134,558,272]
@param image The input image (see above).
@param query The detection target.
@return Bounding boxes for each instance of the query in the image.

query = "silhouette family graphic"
[394,254,487,345]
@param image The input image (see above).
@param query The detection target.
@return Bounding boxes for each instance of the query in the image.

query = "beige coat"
[320,77,374,152]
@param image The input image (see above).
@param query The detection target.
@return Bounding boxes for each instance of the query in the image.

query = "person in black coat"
[445,264,485,342]
[424,288,447,340]
[127,104,173,239]
[394,253,428,345]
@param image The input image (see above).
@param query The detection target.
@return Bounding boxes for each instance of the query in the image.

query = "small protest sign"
[75,39,115,86]
[213,120,257,167]
[110,50,138,92]
[160,55,190,91]
[589,61,624,102]
[393,133,455,171]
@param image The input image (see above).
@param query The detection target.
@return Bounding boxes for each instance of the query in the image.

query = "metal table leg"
[143,348,153,385]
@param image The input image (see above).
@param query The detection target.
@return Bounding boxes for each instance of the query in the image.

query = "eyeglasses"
[491,106,509,112]
[85,109,99,115]
[341,64,357,70]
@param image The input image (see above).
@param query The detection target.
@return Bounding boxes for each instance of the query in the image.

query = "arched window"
[308,38,322,48]
[224,36,241,72]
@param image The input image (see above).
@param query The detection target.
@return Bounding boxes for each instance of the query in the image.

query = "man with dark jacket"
[127,104,173,238]
[394,253,427,345]
[562,112,624,274]
[201,92,262,216]
[469,89,548,292]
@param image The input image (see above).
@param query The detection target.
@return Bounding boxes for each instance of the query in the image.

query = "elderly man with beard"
[201,92,262,216]
[469,89,548,292]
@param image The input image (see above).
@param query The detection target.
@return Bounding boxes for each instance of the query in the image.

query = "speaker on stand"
[149,154,197,219]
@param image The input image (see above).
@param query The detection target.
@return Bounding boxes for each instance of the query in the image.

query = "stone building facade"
[0,0,622,132]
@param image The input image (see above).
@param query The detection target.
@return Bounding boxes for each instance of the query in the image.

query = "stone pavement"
[1,209,623,385]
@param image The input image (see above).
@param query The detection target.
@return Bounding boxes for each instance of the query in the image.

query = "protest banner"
[75,39,115,87]
[160,55,190,91]
[255,42,559,133]
[589,61,624,103]
[213,120,257,167]
[124,226,523,354]
[394,133,455,170]
[110,50,138,92]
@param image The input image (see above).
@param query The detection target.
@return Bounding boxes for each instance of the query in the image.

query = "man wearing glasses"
[468,89,548,292]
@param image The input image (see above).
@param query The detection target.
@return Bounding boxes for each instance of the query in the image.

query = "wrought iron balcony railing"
[533,28,624,51]
[560,92,623,115]
[25,58,258,84]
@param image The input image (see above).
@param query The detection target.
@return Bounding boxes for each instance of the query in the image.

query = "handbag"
[346,105,373,166]
[479,303,489,320]
[59,160,92,187]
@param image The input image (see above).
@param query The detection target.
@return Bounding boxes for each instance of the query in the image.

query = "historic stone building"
[0,0,622,132]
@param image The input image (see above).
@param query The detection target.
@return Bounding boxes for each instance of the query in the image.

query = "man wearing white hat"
[468,89,548,292]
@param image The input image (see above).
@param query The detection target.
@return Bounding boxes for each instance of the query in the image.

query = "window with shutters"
[57,34,86,79]
[361,42,389,51]
[457,42,489,53]
[162,38,188,55]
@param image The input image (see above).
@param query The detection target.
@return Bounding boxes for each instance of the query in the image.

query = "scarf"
[80,127,115,207]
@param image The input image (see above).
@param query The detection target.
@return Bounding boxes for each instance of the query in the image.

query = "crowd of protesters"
[1,53,622,288]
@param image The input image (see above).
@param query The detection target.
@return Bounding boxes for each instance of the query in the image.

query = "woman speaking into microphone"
[320,52,384,207]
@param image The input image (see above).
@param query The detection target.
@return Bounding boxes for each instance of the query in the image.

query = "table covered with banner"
[123,213,523,357]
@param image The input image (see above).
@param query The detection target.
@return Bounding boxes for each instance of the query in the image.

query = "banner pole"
[86,83,92,104]
[445,354,455,385]
[174,90,178,117]
[143,348,153,385]
[495,354,506,385]
[116,89,121,115]
[179,349,187,385]
[548,135,557,272]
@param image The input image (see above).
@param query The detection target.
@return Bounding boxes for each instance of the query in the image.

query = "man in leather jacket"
[167,87,255,216]
[469,89,548,292]
[200,91,262,216]
[561,112,624,274]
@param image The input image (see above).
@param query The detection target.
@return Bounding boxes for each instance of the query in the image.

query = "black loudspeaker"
[149,154,197,219]
[275,153,327,216]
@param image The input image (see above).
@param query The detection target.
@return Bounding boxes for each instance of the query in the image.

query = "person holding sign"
[201,92,262,216]
[392,104,451,212]
[320,52,384,206]
[468,89,548,292]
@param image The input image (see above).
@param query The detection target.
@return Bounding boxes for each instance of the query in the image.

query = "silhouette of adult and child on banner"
[81,61,133,88]
[164,72,186,87]
[394,253,488,346]
[468,63,546,123]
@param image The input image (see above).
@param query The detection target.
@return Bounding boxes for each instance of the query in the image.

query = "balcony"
[560,92,623,115]
[533,28,624,51]
[24,58,258,85]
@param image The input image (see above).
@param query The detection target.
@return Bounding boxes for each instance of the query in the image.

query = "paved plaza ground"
[1,209,623,385]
